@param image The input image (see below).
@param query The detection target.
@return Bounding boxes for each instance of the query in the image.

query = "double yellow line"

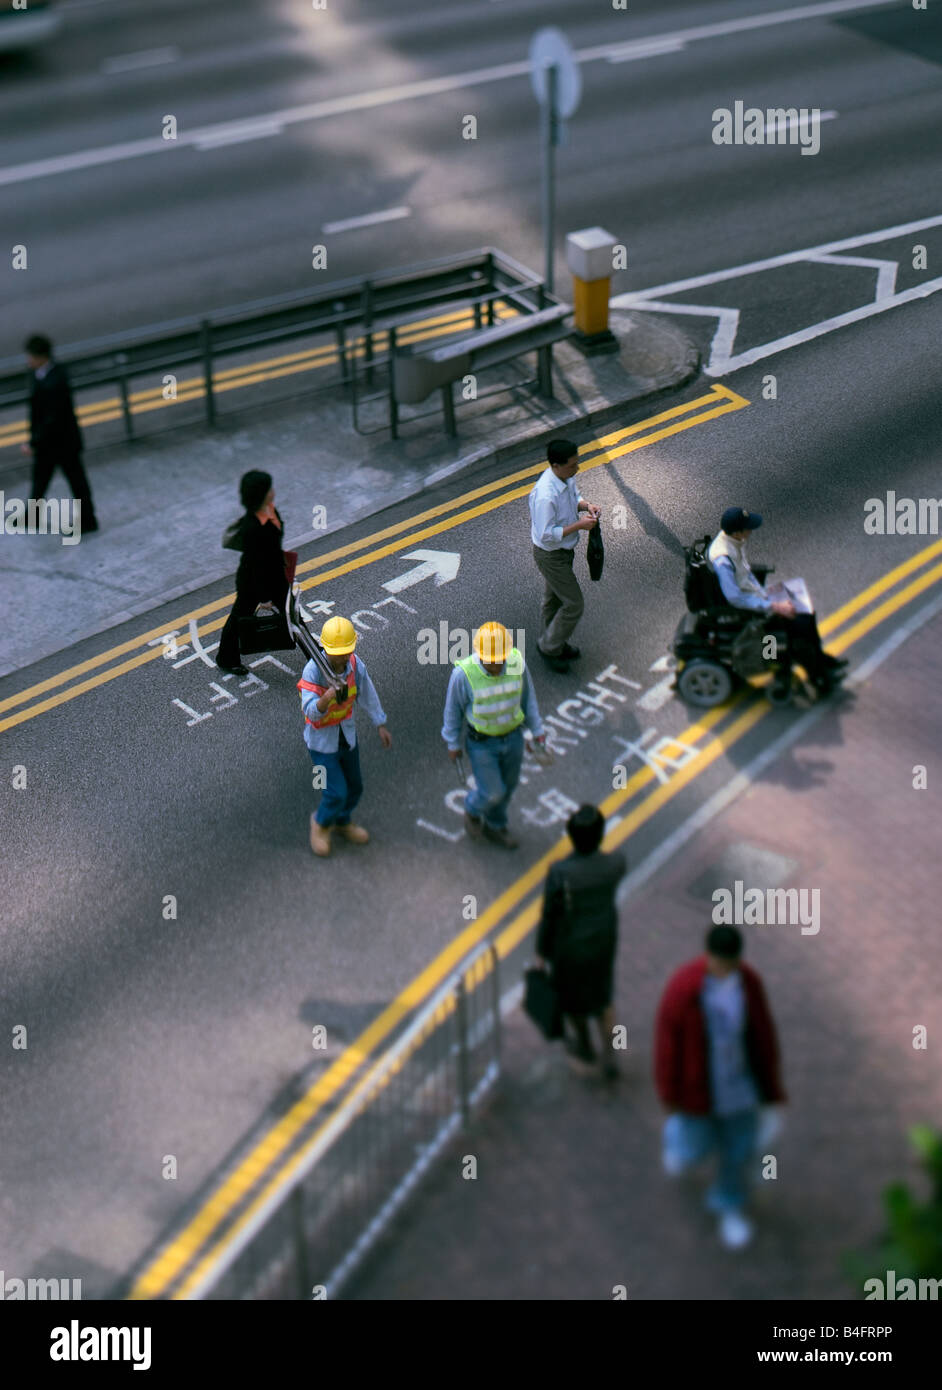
[0,306,517,449]
[129,540,942,1299]
[1,383,746,734]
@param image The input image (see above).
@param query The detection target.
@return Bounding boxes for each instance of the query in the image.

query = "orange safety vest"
[297,654,358,728]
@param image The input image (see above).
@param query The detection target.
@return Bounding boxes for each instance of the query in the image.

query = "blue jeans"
[663,1109,759,1213]
[464,727,525,829]
[309,742,363,827]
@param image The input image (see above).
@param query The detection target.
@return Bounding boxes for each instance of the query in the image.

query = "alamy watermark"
[1,494,82,545]
[864,493,941,535]
[712,102,823,156]
[0,1270,82,1299]
[712,880,820,935]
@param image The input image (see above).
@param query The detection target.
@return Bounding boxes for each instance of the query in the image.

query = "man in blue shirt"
[298,616,392,857]
[442,621,545,849]
[528,439,601,673]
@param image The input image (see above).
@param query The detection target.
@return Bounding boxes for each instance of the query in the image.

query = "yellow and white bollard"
[565,227,620,356]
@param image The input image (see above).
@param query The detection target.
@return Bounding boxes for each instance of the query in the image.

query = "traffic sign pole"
[542,62,558,295]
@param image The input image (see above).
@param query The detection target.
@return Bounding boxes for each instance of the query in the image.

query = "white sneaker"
[662,1149,685,1177]
[718,1211,754,1249]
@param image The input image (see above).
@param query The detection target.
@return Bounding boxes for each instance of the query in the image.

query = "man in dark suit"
[22,334,98,532]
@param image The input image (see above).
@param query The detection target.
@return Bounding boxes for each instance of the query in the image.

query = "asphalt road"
[1,0,941,345]
[2,0,942,1297]
[3,284,941,1292]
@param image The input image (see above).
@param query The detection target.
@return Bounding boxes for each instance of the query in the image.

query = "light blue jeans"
[464,727,525,828]
[663,1109,759,1213]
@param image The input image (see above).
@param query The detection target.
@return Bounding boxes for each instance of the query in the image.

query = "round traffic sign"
[529,27,582,119]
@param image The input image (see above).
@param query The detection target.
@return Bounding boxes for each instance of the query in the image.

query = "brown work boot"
[336,823,369,845]
[309,817,331,857]
[482,823,519,850]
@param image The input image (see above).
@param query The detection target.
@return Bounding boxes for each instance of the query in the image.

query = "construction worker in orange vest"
[297,616,392,857]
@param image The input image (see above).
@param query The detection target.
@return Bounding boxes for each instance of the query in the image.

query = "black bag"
[586,517,604,581]
[237,604,295,655]
[523,965,563,1040]
[222,517,245,551]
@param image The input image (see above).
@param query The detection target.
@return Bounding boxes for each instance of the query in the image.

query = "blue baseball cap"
[721,507,762,533]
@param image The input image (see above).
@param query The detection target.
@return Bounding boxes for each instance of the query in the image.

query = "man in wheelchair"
[672,507,848,708]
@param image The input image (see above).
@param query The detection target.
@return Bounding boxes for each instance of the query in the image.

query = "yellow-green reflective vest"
[456,649,526,735]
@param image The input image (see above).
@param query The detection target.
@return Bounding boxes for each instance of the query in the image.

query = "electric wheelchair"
[671,535,796,709]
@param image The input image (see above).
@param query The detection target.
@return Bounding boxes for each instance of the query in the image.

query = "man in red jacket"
[654,924,786,1249]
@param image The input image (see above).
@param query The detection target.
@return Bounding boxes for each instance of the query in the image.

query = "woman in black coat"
[216,470,288,675]
[537,805,627,1076]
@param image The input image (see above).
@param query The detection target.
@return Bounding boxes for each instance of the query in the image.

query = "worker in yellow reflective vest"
[441,621,546,849]
[298,616,392,857]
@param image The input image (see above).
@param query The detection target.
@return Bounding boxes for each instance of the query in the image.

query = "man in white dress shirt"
[528,439,600,673]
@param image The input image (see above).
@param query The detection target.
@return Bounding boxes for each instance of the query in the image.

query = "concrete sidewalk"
[346,607,942,1300]
[0,308,696,678]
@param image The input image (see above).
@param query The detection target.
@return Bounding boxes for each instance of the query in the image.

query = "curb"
[2,312,700,680]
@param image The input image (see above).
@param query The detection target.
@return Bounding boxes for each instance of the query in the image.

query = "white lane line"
[606,39,687,63]
[764,107,838,134]
[614,586,942,911]
[322,206,411,235]
[613,213,942,302]
[711,275,942,374]
[0,0,896,188]
[805,252,898,300]
[579,0,899,63]
[101,47,179,74]
[195,123,284,151]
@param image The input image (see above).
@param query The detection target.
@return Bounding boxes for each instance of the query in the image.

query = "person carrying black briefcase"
[217,470,294,674]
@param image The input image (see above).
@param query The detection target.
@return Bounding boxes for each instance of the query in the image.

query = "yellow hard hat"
[320,616,357,654]
[475,621,511,663]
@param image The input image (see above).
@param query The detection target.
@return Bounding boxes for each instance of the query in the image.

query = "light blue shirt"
[300,653,386,753]
[701,972,761,1116]
[529,467,583,550]
[441,657,544,750]
[712,557,773,613]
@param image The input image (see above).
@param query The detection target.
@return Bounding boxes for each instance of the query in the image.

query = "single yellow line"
[0,389,741,728]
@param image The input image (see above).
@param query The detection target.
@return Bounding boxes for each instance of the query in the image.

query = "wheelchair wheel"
[676,658,733,708]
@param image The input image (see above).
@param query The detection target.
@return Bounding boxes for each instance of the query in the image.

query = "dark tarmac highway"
[2,0,941,343]
[1,0,942,1297]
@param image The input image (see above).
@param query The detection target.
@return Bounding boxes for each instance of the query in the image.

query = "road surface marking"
[195,123,283,151]
[614,214,942,375]
[322,207,411,235]
[0,0,894,188]
[614,213,942,301]
[0,388,745,729]
[101,47,179,74]
[135,545,942,1299]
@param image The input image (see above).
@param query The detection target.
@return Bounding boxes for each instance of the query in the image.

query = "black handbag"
[586,516,604,581]
[523,965,563,1040]
[237,603,295,655]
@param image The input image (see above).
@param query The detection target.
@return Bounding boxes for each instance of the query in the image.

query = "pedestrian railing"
[124,939,502,1300]
[0,249,564,445]
[390,302,571,438]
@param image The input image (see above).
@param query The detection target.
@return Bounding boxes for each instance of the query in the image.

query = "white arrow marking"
[381,550,461,594]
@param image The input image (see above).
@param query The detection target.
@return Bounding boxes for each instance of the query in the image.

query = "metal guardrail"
[391,303,571,437]
[128,939,503,1300]
[0,249,562,442]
